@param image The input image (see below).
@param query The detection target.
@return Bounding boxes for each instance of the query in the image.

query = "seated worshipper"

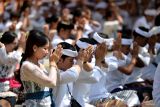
[20,30,62,107]
[133,9,157,29]
[103,32,140,106]
[89,32,114,52]
[72,38,103,107]
[53,42,90,107]
[0,31,25,107]
[124,26,153,102]
[51,21,74,48]
[141,26,159,83]
[88,32,127,107]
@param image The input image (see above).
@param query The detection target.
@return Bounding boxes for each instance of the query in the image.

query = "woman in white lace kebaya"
[20,30,62,107]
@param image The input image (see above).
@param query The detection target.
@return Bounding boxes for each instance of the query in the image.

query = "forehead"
[64,57,74,61]
[12,37,18,43]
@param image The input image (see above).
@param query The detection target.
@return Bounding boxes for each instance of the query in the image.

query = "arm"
[118,57,137,75]
[21,62,57,88]
[0,46,22,65]
[59,65,81,84]
[77,66,103,83]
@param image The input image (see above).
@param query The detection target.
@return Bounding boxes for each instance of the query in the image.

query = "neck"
[27,56,39,65]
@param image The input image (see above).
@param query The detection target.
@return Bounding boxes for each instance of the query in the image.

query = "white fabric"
[133,16,151,29]
[112,90,140,106]
[0,46,22,92]
[125,46,150,83]
[103,20,119,38]
[55,67,80,107]
[62,49,78,57]
[105,54,128,92]
[95,1,107,9]
[121,39,133,45]
[0,91,17,97]
[144,9,157,16]
[138,46,151,66]
[92,32,114,47]
[153,64,160,107]
[149,26,160,36]
[135,27,149,38]
[141,63,156,81]
[82,24,94,38]
[51,34,73,48]
[93,32,105,43]
[21,61,52,106]
[89,56,118,102]
[76,40,91,49]
[72,66,102,107]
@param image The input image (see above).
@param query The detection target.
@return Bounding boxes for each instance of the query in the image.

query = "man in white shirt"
[51,21,74,48]
[54,42,91,107]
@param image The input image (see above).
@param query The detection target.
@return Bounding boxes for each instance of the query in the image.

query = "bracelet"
[50,64,57,68]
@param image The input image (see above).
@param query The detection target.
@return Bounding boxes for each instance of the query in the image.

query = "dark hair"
[57,22,74,33]
[22,29,49,60]
[105,9,113,19]
[58,42,76,60]
[72,8,83,23]
[45,14,59,24]
[133,26,149,38]
[17,30,49,90]
[155,13,160,26]
[0,31,17,44]
[121,29,132,39]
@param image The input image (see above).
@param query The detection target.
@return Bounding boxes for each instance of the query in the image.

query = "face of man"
[58,56,75,71]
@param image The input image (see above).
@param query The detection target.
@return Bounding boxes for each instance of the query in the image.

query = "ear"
[58,58,64,63]
[33,45,38,52]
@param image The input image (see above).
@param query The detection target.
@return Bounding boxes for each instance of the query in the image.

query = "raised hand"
[83,45,94,62]
[19,31,27,49]
[95,42,107,62]
[148,36,157,55]
[50,45,63,63]
[113,34,121,51]
[43,24,50,36]
[0,42,4,48]
[131,42,139,58]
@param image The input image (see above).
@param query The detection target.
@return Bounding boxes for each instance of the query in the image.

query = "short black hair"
[57,21,74,33]
[45,14,59,24]
[0,31,17,44]
[121,29,132,39]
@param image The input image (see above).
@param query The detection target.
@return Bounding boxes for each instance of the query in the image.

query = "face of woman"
[33,42,50,60]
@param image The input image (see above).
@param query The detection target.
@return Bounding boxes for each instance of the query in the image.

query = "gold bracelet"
[50,64,57,68]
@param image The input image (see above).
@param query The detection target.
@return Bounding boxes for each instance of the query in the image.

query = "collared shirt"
[54,66,79,107]
[89,56,118,101]
[72,65,102,107]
